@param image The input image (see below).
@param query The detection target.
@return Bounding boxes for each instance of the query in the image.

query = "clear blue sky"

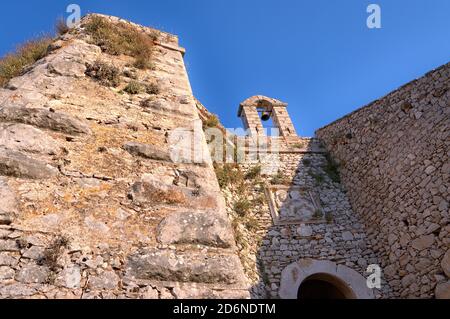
[1,1,449,136]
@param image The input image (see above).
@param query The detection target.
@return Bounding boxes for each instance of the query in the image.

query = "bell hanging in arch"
[260,111,271,121]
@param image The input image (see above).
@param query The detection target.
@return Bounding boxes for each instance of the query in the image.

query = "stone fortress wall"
[0,14,249,299]
[316,63,449,298]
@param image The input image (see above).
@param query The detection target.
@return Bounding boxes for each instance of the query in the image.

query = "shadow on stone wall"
[242,139,387,299]
[315,62,449,298]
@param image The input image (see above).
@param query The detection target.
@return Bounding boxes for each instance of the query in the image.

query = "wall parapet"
[316,62,449,133]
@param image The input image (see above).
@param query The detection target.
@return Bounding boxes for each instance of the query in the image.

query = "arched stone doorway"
[279,259,374,299]
[297,273,356,299]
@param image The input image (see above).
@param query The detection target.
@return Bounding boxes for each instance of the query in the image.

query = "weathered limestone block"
[123,141,171,161]
[0,253,20,267]
[56,39,102,60]
[342,231,355,241]
[158,287,175,299]
[0,87,49,109]
[442,250,450,278]
[140,286,159,299]
[84,216,110,234]
[22,246,46,260]
[0,149,58,179]
[435,281,450,299]
[82,255,105,269]
[157,210,235,248]
[0,240,20,252]
[0,266,15,280]
[50,289,83,299]
[0,224,15,234]
[411,234,435,250]
[140,98,193,117]
[15,264,50,284]
[5,62,50,91]
[172,285,249,299]
[88,270,120,290]
[173,170,199,188]
[129,175,216,209]
[126,249,246,285]
[47,56,87,78]
[0,178,17,225]
[296,224,313,237]
[0,106,91,135]
[129,180,186,205]
[0,123,60,155]
[0,282,36,298]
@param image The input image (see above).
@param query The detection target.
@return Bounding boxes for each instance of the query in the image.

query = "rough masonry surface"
[0,14,248,299]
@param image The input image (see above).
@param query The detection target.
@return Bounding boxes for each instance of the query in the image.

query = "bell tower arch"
[238,95,297,137]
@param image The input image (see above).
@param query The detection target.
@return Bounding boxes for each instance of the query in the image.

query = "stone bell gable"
[238,95,297,137]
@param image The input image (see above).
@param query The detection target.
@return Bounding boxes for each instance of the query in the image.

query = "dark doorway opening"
[297,273,355,299]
